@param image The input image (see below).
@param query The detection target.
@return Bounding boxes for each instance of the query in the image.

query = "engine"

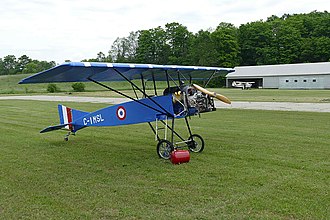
[183,85,216,113]
[165,85,217,116]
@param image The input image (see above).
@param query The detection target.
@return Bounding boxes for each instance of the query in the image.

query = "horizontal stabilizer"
[40,124,69,133]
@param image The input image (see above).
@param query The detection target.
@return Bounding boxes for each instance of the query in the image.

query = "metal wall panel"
[324,75,330,89]
[279,75,325,89]
[263,77,279,88]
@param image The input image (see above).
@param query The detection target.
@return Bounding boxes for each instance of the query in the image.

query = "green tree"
[17,55,32,73]
[189,30,218,66]
[296,11,330,62]
[211,22,240,67]
[238,11,330,65]
[96,52,106,62]
[136,27,170,64]
[82,52,112,63]
[72,82,85,92]
[21,60,55,74]
[22,62,39,74]
[0,58,5,75]
[47,84,60,93]
[110,31,139,62]
[165,22,193,65]
[2,55,17,74]
[239,21,274,65]
[268,18,302,64]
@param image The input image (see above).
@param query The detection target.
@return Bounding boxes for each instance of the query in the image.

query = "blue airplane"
[19,62,233,159]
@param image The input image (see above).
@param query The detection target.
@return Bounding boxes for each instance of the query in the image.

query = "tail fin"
[58,104,89,131]
[40,105,89,133]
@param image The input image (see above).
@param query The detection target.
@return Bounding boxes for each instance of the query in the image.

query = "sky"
[1,0,329,64]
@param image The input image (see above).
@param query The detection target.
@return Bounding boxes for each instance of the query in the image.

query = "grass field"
[0,74,129,94]
[0,100,329,219]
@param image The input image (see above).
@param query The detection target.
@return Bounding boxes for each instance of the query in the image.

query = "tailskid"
[64,131,75,141]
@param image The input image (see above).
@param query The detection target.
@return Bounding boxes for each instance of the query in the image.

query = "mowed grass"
[216,88,330,103]
[0,100,329,219]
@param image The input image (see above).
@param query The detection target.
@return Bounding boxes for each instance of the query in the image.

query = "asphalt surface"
[1,95,330,112]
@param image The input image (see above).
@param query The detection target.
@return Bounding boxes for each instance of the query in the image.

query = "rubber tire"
[188,134,204,153]
[157,139,174,160]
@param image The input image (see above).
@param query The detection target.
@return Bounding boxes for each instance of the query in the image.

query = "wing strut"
[140,74,146,98]
[165,70,170,91]
[131,83,139,99]
[112,68,174,117]
[204,70,217,87]
[87,77,168,116]
[151,72,157,96]
[177,70,189,85]
[165,70,179,88]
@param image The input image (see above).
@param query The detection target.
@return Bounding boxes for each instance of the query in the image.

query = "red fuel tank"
[170,150,190,164]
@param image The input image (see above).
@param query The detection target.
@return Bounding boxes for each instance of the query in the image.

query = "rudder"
[58,104,89,131]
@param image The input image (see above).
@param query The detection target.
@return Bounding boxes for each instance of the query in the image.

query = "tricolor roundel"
[116,106,126,120]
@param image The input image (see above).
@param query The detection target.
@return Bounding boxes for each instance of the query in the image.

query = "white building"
[226,62,330,89]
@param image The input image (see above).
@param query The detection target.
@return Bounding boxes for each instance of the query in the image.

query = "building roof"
[227,62,330,78]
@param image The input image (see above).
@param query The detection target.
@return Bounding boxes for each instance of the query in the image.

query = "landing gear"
[187,134,204,153]
[156,134,204,160]
[153,116,205,160]
[157,139,174,160]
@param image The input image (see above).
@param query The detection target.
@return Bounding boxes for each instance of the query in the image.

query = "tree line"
[87,11,330,67]
[1,10,329,76]
[0,55,55,75]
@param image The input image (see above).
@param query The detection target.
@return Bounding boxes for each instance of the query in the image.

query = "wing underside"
[19,62,234,84]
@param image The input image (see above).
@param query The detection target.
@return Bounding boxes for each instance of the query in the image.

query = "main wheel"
[157,139,174,160]
[187,134,204,153]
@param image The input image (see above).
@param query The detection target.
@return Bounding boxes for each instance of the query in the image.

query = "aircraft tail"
[58,104,89,131]
[40,104,89,133]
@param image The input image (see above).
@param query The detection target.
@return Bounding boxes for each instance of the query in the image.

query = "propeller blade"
[214,94,232,104]
[192,84,231,104]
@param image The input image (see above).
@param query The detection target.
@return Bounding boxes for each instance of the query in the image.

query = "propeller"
[192,83,231,104]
